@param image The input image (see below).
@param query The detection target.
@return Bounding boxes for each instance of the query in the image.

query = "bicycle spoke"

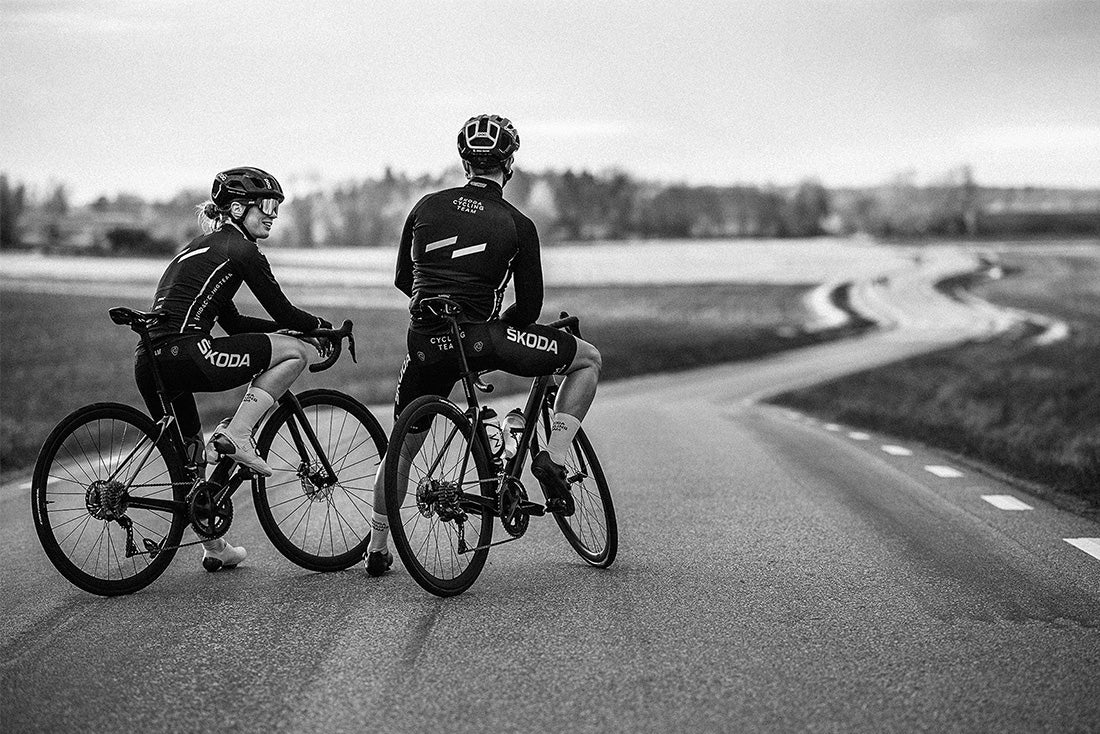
[34,406,184,595]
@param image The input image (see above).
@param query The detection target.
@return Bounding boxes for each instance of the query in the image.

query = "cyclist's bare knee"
[268,334,312,369]
[565,339,601,376]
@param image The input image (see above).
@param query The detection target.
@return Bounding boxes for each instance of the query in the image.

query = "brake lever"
[347,332,357,364]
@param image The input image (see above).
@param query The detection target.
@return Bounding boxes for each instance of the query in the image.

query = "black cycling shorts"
[135,333,272,436]
[394,320,577,421]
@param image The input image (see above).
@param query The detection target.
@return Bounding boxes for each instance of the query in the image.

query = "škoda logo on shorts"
[198,338,251,368]
[505,326,559,354]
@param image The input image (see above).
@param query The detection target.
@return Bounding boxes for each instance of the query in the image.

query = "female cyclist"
[133,167,331,571]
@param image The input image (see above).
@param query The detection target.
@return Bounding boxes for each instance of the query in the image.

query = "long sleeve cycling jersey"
[395,177,543,330]
[147,223,323,343]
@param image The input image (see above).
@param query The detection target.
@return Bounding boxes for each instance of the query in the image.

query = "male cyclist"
[134,167,331,571]
[364,115,602,576]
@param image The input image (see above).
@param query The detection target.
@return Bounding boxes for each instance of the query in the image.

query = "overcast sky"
[2,0,1098,201]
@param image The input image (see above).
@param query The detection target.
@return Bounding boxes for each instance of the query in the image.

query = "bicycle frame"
[35,307,375,594]
[112,317,343,553]
[433,309,569,524]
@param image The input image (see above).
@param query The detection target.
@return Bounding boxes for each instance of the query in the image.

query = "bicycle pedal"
[519,501,545,516]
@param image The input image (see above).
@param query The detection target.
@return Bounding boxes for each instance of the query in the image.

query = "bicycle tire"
[253,389,387,572]
[385,395,495,597]
[31,402,188,596]
[537,408,618,568]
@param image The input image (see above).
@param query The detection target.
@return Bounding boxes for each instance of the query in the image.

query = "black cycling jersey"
[395,177,543,332]
[147,223,323,343]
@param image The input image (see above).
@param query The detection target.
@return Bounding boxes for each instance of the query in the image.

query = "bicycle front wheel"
[254,389,387,572]
[31,403,188,596]
[385,396,495,597]
[537,410,618,567]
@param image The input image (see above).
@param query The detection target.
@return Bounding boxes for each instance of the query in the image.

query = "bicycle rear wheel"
[385,396,495,597]
[537,408,618,568]
[253,389,387,572]
[31,403,188,596]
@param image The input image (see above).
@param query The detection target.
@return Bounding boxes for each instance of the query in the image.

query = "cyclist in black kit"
[134,167,331,571]
[363,114,603,576]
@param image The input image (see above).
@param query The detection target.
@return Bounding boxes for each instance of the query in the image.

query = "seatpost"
[449,315,479,406]
[137,326,172,418]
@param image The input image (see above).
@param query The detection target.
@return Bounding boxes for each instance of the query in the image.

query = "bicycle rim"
[254,389,387,571]
[31,403,186,596]
[386,396,494,597]
[538,410,618,567]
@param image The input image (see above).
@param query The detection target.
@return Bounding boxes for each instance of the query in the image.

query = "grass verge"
[1,283,860,479]
[769,253,1100,514]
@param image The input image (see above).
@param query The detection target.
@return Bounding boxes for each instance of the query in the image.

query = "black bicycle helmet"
[211,167,285,209]
[457,115,520,175]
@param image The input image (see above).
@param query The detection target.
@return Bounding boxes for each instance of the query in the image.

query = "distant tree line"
[2,166,1097,254]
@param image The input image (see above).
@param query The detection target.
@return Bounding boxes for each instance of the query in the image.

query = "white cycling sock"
[367,512,389,552]
[226,386,275,438]
[546,412,581,465]
[202,538,226,552]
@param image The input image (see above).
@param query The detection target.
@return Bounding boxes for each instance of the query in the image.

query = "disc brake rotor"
[299,460,334,502]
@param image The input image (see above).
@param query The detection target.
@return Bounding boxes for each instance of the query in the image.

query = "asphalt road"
[2,270,1099,732]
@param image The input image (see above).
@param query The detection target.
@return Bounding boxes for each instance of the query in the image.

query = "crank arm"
[518,500,545,516]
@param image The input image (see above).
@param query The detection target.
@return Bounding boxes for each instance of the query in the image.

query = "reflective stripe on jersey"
[175,246,210,264]
[452,243,487,258]
[179,261,231,333]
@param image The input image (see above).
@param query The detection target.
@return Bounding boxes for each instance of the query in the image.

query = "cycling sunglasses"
[250,198,280,216]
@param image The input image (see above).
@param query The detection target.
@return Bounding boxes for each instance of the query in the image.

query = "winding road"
[2,249,1098,733]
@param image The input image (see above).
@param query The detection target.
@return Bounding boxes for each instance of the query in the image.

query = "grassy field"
[1,282,847,479]
[771,247,1100,513]
[974,249,1100,324]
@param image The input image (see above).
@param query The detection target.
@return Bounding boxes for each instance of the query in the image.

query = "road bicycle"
[31,307,387,596]
[384,296,617,597]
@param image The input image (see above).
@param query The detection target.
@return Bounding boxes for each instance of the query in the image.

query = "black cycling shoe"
[365,549,393,577]
[531,451,575,517]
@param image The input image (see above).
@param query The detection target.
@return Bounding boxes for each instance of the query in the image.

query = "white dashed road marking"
[794,415,1100,561]
[1064,538,1100,561]
[981,495,1033,511]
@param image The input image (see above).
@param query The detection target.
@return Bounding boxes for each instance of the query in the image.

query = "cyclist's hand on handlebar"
[302,335,334,358]
[312,336,335,359]
[311,318,335,357]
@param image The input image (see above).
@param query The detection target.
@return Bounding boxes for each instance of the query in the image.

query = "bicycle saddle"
[416,296,463,318]
[109,307,161,329]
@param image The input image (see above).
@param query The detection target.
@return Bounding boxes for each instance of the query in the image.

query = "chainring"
[499,477,529,538]
[188,481,233,538]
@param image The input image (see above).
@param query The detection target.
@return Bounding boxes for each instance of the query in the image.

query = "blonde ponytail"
[195,200,227,234]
